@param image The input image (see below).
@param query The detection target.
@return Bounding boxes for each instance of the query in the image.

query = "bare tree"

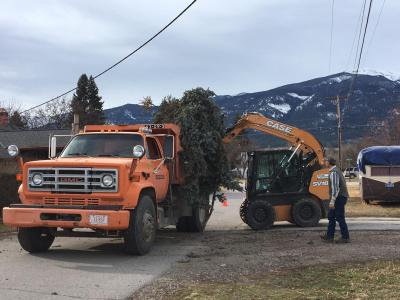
[25,97,72,129]
[140,96,154,112]
[0,100,29,128]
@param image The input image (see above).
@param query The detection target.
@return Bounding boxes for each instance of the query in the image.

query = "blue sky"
[0,0,398,109]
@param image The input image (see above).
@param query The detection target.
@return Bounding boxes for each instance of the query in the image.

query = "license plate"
[385,182,394,188]
[89,215,108,225]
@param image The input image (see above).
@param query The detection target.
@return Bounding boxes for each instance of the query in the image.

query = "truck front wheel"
[18,227,55,253]
[124,195,156,255]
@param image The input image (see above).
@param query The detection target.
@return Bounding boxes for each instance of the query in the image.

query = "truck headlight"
[102,174,114,187]
[32,173,43,186]
[7,145,19,157]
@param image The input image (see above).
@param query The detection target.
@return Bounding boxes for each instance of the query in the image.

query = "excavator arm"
[223,112,325,165]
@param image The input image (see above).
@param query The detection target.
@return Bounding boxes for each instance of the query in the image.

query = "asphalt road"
[1,190,400,299]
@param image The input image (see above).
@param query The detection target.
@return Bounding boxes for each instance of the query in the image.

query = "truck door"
[146,137,169,202]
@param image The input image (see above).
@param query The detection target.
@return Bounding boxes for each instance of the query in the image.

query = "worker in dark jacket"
[321,158,350,243]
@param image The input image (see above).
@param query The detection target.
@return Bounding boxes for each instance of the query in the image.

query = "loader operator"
[321,158,350,243]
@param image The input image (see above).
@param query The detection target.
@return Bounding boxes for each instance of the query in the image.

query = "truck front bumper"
[2,204,130,230]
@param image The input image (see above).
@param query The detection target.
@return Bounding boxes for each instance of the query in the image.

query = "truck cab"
[2,124,208,255]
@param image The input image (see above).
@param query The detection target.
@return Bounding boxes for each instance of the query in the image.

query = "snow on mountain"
[359,69,400,81]
[287,93,309,100]
[321,74,352,84]
[268,103,291,114]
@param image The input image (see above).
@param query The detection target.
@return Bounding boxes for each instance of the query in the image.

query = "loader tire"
[18,227,55,253]
[292,198,321,227]
[124,195,156,255]
[246,200,275,230]
[239,199,249,224]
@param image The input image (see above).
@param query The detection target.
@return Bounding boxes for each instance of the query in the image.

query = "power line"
[21,0,198,114]
[328,0,335,72]
[345,0,367,71]
[353,0,368,71]
[364,0,386,60]
[345,0,374,105]
[354,0,374,74]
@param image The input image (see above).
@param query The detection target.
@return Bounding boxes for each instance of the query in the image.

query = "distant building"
[0,108,71,174]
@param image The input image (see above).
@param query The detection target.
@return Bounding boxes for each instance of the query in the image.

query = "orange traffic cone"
[223,200,229,207]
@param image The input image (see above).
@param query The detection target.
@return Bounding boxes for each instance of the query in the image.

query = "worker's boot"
[320,234,334,243]
[335,237,350,244]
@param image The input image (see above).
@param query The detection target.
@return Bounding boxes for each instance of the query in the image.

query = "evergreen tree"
[86,76,105,125]
[70,74,105,127]
[153,95,180,123]
[154,88,241,206]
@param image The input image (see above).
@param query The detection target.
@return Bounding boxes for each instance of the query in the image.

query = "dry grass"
[170,260,400,300]
[344,180,400,218]
[346,198,400,218]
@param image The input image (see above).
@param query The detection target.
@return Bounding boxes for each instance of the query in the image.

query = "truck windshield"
[61,134,144,158]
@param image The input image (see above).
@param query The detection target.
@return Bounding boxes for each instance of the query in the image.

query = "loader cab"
[247,149,305,197]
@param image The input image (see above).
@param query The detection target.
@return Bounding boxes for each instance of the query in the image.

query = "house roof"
[0,129,71,159]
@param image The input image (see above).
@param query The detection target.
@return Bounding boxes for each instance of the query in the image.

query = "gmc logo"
[59,177,84,183]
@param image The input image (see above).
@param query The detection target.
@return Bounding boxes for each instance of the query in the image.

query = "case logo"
[266,120,293,134]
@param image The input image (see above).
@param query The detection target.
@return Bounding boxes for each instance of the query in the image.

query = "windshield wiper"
[97,154,121,157]
[65,152,91,157]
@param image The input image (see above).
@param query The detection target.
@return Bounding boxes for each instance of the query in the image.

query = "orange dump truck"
[2,124,210,255]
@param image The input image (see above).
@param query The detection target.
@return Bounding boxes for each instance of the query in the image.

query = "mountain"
[104,72,400,145]
[105,103,156,125]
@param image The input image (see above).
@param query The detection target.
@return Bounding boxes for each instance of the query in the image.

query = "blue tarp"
[357,146,400,173]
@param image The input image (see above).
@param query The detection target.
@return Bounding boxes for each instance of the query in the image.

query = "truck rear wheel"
[188,206,208,232]
[124,195,156,255]
[18,227,55,253]
[246,200,275,230]
[292,198,321,227]
[176,206,208,233]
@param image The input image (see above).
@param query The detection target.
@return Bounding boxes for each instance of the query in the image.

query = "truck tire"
[176,206,208,233]
[176,216,191,232]
[176,193,210,233]
[187,206,208,232]
[292,198,321,227]
[124,195,156,255]
[18,227,55,253]
[239,199,249,224]
[246,200,275,230]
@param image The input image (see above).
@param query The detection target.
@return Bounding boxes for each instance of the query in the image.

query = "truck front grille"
[28,168,118,193]
[43,197,100,206]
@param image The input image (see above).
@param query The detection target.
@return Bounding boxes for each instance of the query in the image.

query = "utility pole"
[72,113,80,135]
[326,95,347,170]
[335,96,342,170]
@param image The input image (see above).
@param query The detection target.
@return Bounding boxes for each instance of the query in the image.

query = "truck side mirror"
[50,136,57,158]
[164,135,174,159]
